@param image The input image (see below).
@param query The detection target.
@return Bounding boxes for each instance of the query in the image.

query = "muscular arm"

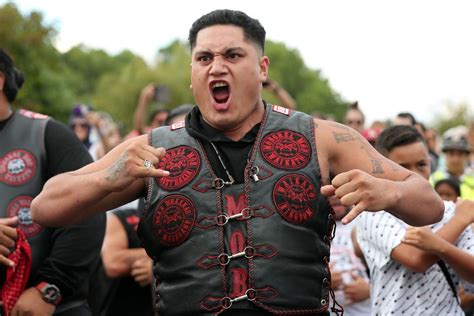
[101,214,149,278]
[316,120,443,226]
[31,135,168,227]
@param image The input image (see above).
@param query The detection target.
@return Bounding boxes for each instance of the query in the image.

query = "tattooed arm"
[31,135,169,226]
[315,120,443,226]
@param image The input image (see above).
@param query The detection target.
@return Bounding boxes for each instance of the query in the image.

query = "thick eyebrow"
[193,47,245,57]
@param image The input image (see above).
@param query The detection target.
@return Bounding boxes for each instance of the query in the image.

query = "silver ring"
[143,159,152,169]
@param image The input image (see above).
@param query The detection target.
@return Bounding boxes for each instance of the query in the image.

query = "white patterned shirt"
[356,201,474,316]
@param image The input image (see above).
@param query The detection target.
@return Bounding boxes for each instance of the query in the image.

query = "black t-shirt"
[0,112,106,304]
[185,106,259,184]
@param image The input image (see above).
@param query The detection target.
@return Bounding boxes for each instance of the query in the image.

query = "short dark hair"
[149,108,169,123]
[188,9,266,53]
[434,178,461,197]
[396,112,417,126]
[375,125,426,157]
[165,104,194,125]
[0,49,24,102]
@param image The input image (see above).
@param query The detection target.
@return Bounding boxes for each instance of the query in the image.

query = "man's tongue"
[213,86,230,104]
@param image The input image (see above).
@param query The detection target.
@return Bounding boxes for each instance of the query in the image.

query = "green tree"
[264,41,345,119]
[433,102,473,135]
[62,45,135,100]
[0,3,75,121]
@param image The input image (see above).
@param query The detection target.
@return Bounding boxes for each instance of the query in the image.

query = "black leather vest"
[138,105,335,315]
[0,110,53,278]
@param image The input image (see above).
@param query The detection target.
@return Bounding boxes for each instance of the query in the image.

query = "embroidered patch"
[156,146,201,190]
[6,196,43,238]
[272,105,290,116]
[272,174,316,224]
[0,150,36,186]
[153,194,196,246]
[260,130,311,170]
[170,121,185,130]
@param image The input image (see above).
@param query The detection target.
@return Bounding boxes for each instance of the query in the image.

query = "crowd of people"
[1,8,473,316]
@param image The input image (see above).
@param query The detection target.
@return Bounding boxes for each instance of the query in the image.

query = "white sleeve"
[356,211,406,269]
[457,225,474,292]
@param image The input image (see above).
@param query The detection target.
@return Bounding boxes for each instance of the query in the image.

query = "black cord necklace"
[209,141,235,186]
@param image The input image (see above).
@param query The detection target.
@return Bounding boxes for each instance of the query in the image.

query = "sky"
[4,0,474,126]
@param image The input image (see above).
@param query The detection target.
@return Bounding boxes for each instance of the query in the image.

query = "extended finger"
[341,204,365,225]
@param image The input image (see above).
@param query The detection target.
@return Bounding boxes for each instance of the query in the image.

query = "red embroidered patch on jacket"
[153,194,196,246]
[272,174,317,224]
[260,130,311,170]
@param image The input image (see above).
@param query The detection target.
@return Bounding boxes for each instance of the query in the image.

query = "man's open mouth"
[211,81,230,104]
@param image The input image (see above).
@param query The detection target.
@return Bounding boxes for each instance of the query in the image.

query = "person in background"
[392,112,416,126]
[165,104,195,126]
[69,106,122,161]
[328,196,371,316]
[433,178,474,316]
[356,125,474,315]
[69,104,94,150]
[126,83,169,138]
[0,49,105,315]
[468,121,474,168]
[31,10,443,315]
[434,178,461,203]
[86,111,122,160]
[343,101,365,133]
[262,79,296,110]
[423,126,440,173]
[89,208,154,316]
[431,126,474,199]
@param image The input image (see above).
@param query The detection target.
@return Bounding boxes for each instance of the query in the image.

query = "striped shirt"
[356,201,474,315]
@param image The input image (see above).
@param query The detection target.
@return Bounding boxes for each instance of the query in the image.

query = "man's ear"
[259,55,270,82]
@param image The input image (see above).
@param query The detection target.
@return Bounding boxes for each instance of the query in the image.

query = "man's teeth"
[212,82,228,89]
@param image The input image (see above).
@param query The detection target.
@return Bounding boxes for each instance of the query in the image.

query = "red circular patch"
[153,194,196,246]
[156,146,201,190]
[6,196,43,237]
[0,150,36,186]
[260,130,311,170]
[272,174,317,224]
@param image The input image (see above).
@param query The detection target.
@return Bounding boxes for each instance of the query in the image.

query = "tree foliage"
[1,2,346,129]
[433,102,473,135]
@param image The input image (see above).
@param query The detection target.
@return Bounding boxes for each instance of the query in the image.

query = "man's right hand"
[102,142,169,193]
[0,217,19,267]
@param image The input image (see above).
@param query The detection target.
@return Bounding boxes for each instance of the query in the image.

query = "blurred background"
[1,0,473,134]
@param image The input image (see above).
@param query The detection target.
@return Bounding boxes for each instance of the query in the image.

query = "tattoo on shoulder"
[333,131,356,143]
[328,122,350,131]
[371,159,384,174]
[105,152,128,182]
